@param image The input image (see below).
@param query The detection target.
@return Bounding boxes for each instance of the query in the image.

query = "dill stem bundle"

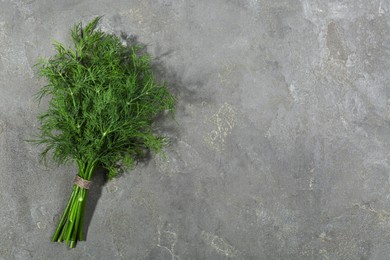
[33,17,175,248]
[51,163,94,247]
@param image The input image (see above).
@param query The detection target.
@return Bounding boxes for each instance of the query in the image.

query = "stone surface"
[1,0,390,259]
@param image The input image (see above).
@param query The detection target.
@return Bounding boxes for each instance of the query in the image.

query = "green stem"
[52,186,76,242]
[78,189,87,240]
[51,162,95,248]
[65,188,80,244]
[70,189,83,246]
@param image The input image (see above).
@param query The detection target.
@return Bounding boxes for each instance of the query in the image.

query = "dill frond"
[33,17,175,248]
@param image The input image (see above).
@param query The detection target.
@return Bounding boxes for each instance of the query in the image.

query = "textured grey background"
[1,0,390,259]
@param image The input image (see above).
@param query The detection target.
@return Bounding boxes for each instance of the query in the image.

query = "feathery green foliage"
[34,17,175,248]
[36,17,174,178]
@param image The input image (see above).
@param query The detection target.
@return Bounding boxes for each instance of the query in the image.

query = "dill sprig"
[34,17,175,248]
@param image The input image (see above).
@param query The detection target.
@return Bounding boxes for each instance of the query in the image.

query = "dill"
[33,17,175,248]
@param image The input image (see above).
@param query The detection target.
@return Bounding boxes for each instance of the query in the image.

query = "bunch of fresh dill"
[34,17,175,248]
